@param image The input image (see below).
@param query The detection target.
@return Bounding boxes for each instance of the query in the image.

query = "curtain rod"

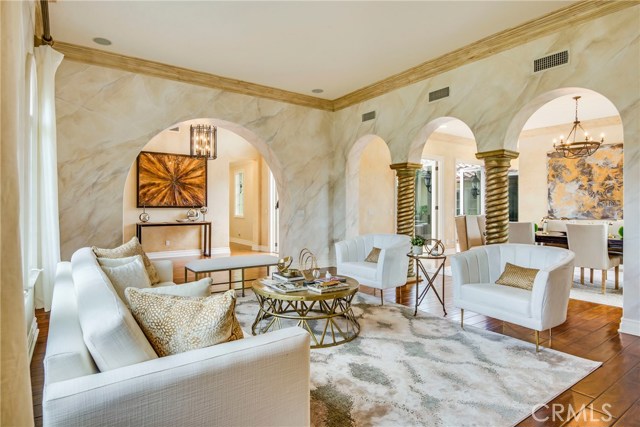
[40,0,54,45]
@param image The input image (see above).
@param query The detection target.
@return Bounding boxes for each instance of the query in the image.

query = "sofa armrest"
[152,259,173,283]
[43,327,310,427]
[530,252,575,329]
[335,239,352,264]
[377,244,410,287]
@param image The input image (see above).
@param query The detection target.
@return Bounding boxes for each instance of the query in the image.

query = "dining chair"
[566,223,621,294]
[508,222,535,244]
[455,215,485,251]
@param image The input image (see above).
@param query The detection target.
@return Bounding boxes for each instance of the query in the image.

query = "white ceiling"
[49,0,574,100]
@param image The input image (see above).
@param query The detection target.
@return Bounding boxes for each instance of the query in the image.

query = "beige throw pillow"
[125,289,243,357]
[365,247,382,263]
[141,278,212,297]
[99,255,151,302]
[495,262,539,291]
[93,237,160,284]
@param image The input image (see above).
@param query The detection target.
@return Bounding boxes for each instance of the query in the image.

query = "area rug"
[235,292,600,427]
[569,268,623,307]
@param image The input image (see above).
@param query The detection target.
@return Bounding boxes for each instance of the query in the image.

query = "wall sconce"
[422,170,432,193]
[470,173,480,199]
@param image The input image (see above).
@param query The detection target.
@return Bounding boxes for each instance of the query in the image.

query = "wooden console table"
[136,221,212,256]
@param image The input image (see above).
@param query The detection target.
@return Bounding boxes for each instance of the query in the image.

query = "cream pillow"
[495,262,539,291]
[141,278,212,297]
[365,247,382,263]
[99,255,151,302]
[125,289,244,357]
[93,237,160,284]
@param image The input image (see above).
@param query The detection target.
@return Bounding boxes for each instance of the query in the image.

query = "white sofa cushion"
[460,283,532,317]
[98,255,151,302]
[141,278,212,297]
[72,247,158,371]
[340,261,378,282]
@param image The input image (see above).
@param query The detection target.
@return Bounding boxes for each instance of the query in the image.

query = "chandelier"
[190,125,217,160]
[553,96,603,159]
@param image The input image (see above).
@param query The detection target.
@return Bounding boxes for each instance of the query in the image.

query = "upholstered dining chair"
[566,223,621,294]
[508,222,535,245]
[455,215,486,251]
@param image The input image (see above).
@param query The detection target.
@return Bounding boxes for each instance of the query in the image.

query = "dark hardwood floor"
[31,247,639,426]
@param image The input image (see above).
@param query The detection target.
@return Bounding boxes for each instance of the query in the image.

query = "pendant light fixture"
[190,125,217,160]
[553,96,603,159]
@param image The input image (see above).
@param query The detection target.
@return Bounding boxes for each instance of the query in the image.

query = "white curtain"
[30,45,64,311]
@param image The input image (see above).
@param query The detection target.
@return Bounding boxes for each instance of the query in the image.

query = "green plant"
[534,223,539,232]
[411,235,426,246]
[618,226,623,238]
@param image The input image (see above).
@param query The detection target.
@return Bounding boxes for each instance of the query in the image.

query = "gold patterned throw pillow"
[93,237,160,285]
[125,288,243,357]
[495,262,539,291]
[365,247,382,263]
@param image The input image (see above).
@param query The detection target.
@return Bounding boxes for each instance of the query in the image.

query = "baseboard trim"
[251,244,271,252]
[27,317,38,361]
[230,237,257,248]
[147,247,230,259]
[619,317,640,337]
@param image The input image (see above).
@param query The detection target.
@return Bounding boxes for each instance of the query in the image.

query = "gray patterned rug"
[235,292,600,427]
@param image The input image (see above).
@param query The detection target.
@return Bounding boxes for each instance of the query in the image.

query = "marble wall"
[56,7,639,333]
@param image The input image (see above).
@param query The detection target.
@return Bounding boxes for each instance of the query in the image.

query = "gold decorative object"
[298,248,319,281]
[476,150,519,244]
[553,96,603,159]
[277,256,293,274]
[424,239,445,257]
[390,163,422,276]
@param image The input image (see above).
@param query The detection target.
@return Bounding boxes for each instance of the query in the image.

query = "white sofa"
[43,247,310,427]
[450,244,575,351]
[335,234,411,304]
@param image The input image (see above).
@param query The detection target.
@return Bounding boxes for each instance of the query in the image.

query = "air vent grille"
[534,51,569,73]
[169,126,179,132]
[429,87,450,102]
[362,111,376,122]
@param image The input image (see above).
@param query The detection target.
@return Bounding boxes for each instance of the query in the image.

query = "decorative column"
[390,162,422,276]
[475,149,519,244]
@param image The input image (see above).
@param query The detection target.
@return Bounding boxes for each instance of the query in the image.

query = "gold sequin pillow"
[495,262,539,291]
[125,288,243,357]
[93,237,160,285]
[365,247,382,263]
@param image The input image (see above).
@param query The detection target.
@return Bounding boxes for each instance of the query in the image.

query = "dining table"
[535,231,623,255]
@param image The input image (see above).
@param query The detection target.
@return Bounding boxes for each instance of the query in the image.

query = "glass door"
[456,163,484,216]
[415,159,439,240]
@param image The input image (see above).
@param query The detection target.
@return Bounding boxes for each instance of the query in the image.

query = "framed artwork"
[137,151,207,208]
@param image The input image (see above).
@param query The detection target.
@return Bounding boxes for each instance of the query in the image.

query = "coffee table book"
[260,278,307,293]
[272,272,305,282]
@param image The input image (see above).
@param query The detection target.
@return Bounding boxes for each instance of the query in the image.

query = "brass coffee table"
[251,277,360,348]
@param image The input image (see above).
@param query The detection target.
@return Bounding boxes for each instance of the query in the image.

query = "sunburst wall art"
[137,151,207,208]
[547,143,623,219]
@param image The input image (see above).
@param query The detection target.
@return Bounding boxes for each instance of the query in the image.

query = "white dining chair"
[566,224,621,294]
[508,222,535,244]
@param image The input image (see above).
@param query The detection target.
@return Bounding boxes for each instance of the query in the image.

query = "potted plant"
[618,226,623,239]
[411,235,425,255]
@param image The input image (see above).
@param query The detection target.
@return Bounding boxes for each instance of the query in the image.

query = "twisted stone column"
[475,150,519,244]
[390,162,422,276]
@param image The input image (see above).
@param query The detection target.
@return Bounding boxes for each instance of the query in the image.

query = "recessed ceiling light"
[92,37,112,46]
[311,89,324,94]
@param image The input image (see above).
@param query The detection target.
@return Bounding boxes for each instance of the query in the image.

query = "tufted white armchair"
[450,243,575,351]
[335,234,411,304]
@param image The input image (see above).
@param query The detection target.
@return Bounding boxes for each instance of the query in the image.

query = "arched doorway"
[507,88,624,302]
[409,117,479,250]
[122,118,282,257]
[345,135,395,238]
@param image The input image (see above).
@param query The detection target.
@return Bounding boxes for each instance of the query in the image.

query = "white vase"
[412,245,423,255]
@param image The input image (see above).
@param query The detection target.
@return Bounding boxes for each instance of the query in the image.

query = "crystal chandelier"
[190,125,217,160]
[553,96,603,159]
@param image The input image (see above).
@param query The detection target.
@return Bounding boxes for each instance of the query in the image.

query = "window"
[234,171,244,217]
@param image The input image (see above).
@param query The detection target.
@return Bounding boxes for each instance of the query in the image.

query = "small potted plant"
[411,235,425,255]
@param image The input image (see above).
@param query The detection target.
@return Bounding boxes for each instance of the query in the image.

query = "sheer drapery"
[30,45,64,311]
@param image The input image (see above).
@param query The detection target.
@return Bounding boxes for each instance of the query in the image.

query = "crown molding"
[50,41,335,111]
[41,1,636,112]
[332,1,637,111]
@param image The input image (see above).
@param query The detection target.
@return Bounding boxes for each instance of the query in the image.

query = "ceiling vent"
[429,87,450,102]
[169,126,179,132]
[362,111,376,122]
[534,50,569,73]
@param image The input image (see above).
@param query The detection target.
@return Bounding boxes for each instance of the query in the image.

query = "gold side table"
[251,278,360,349]
[407,253,447,316]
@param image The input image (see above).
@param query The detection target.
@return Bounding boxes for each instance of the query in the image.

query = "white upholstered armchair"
[335,234,411,304]
[450,244,575,351]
